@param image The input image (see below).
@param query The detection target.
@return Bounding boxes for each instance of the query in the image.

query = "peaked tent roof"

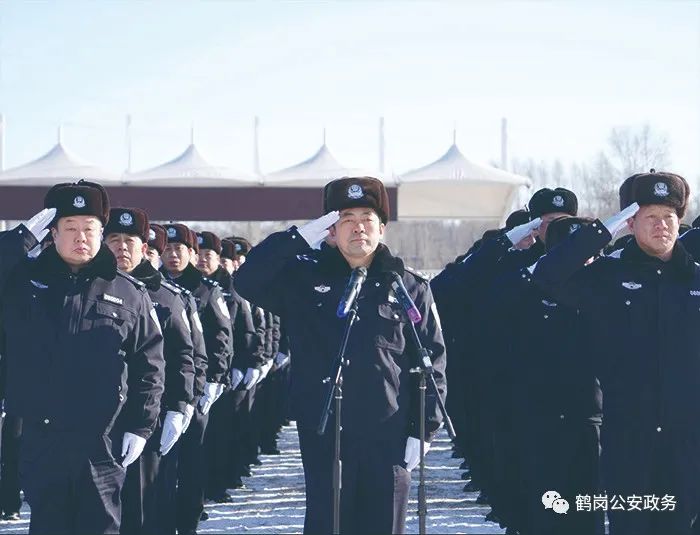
[0,142,122,185]
[263,143,393,186]
[125,143,256,187]
[396,143,531,220]
[399,143,530,185]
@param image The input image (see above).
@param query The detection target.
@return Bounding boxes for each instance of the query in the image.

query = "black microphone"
[336,267,367,318]
[390,271,422,324]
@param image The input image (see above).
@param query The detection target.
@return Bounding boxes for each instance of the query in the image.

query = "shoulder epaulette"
[405,265,429,283]
[160,279,183,295]
[201,277,220,288]
[296,253,319,263]
[116,270,146,289]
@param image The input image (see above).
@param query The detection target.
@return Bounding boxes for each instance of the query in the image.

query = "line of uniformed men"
[0,182,290,535]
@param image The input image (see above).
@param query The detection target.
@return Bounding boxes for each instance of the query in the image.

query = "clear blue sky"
[1,1,698,182]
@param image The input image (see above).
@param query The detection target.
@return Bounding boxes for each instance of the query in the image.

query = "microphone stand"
[317,299,360,535]
[404,315,456,535]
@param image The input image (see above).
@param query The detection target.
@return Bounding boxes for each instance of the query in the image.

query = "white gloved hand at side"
[198,382,222,415]
[297,211,340,249]
[181,403,195,435]
[257,360,273,385]
[159,411,185,456]
[505,217,542,246]
[230,368,245,390]
[604,202,640,237]
[274,352,290,369]
[403,437,432,472]
[121,432,147,468]
[243,368,261,390]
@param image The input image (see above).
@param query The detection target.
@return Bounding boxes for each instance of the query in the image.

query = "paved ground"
[0,423,503,534]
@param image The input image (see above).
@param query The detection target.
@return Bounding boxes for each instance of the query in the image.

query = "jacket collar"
[131,259,162,291]
[622,238,696,281]
[318,243,404,278]
[32,243,117,282]
[160,261,202,291]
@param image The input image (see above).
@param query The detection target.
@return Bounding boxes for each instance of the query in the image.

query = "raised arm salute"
[532,170,700,535]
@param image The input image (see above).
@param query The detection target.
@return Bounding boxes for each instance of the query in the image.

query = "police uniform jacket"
[0,226,165,439]
[211,267,266,375]
[234,228,447,440]
[533,222,700,434]
[490,264,602,425]
[161,263,231,385]
[132,259,195,414]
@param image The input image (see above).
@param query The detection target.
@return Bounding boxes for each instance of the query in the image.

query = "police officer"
[235,176,447,534]
[483,215,602,535]
[146,223,167,269]
[0,181,165,534]
[533,170,700,535]
[103,207,196,535]
[160,223,232,535]
[194,230,266,501]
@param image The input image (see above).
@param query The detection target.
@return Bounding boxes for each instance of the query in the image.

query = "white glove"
[243,368,261,390]
[230,368,245,390]
[274,352,290,368]
[403,437,431,472]
[257,360,273,385]
[181,403,195,435]
[198,382,223,415]
[297,211,340,249]
[159,411,185,456]
[23,208,56,243]
[505,217,542,245]
[121,432,147,468]
[604,202,640,237]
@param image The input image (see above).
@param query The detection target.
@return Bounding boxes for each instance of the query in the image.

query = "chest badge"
[622,282,643,290]
[314,285,331,293]
[30,280,49,289]
[101,293,124,305]
[690,290,700,297]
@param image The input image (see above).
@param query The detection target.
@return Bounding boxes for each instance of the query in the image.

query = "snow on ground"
[0,423,503,534]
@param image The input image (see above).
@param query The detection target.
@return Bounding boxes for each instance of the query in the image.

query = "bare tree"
[607,123,671,177]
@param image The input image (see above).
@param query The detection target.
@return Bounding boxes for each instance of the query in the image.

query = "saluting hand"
[505,217,542,246]
[297,211,340,249]
[23,208,56,243]
[181,404,195,435]
[604,202,640,237]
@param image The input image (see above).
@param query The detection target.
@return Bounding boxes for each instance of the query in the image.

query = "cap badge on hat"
[569,223,580,234]
[654,182,669,197]
[148,229,156,240]
[552,195,564,208]
[73,196,86,208]
[119,213,133,226]
[197,236,204,245]
[347,184,364,199]
[167,227,177,238]
[234,243,242,252]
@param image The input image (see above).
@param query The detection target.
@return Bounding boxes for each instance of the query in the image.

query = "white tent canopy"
[397,143,531,220]
[0,142,121,185]
[263,143,392,186]
[125,143,256,187]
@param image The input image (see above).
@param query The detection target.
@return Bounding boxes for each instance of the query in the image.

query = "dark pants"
[205,387,251,496]
[120,425,167,535]
[0,415,22,515]
[20,425,126,535]
[297,425,411,535]
[175,409,209,535]
[603,426,700,535]
[519,420,602,535]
